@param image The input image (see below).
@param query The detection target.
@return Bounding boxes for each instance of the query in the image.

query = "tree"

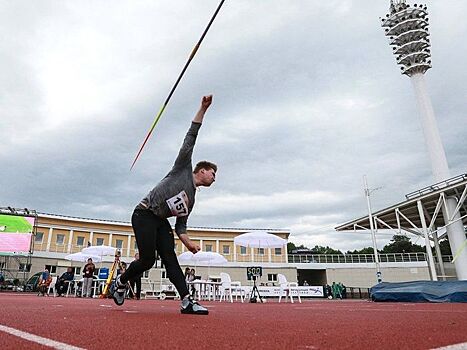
[437,239,452,255]
[346,247,377,255]
[310,245,343,255]
[287,242,309,253]
[381,235,425,254]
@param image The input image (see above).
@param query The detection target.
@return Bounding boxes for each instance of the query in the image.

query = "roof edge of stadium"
[334,173,467,231]
[36,212,289,233]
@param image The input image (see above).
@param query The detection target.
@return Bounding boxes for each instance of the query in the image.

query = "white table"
[188,280,222,301]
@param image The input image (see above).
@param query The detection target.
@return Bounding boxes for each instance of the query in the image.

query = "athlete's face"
[201,168,216,186]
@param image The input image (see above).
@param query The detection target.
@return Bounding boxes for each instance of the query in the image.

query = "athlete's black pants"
[120,209,189,299]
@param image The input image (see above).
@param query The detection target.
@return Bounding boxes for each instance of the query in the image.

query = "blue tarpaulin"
[370,281,467,303]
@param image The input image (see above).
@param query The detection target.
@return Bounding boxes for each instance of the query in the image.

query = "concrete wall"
[325,265,430,288]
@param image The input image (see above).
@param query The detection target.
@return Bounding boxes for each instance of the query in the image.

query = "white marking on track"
[123,310,138,313]
[432,342,467,350]
[0,324,85,350]
[99,304,112,308]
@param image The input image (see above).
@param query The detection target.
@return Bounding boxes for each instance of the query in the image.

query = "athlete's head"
[193,161,217,187]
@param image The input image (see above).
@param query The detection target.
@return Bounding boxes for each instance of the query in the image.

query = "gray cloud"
[1,0,466,252]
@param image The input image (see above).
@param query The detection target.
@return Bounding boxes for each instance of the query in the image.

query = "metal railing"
[287,252,429,264]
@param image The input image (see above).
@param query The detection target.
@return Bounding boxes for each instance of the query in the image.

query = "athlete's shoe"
[110,276,126,306]
[180,296,209,315]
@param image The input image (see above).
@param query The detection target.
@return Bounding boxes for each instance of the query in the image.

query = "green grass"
[0,214,33,233]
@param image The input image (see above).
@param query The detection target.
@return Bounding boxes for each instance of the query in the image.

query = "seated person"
[38,268,52,296]
[55,267,74,296]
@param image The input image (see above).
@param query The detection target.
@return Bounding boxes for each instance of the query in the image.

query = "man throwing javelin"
[111,95,216,315]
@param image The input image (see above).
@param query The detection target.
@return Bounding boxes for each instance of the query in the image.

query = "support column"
[233,244,237,262]
[417,200,438,281]
[89,231,94,246]
[46,228,53,251]
[411,74,450,181]
[432,230,446,281]
[443,197,467,280]
[216,240,219,253]
[67,230,74,253]
[109,233,113,247]
[250,248,254,262]
[268,248,272,263]
[127,235,131,257]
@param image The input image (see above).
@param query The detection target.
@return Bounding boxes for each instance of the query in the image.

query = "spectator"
[332,281,343,300]
[188,268,196,297]
[55,267,74,296]
[129,253,143,300]
[38,268,52,296]
[303,280,309,286]
[82,258,96,298]
[340,282,347,299]
[325,284,332,299]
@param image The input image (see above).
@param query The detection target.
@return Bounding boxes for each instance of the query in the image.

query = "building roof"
[335,174,467,233]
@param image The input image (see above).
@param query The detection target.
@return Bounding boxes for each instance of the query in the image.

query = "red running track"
[0,294,466,350]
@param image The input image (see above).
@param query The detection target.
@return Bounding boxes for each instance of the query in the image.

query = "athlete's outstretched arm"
[193,95,212,124]
[173,95,213,169]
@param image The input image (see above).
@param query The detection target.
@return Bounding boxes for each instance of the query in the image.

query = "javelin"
[130,0,226,170]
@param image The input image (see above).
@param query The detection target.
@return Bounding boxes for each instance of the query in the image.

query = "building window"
[257,248,264,256]
[267,273,277,282]
[161,270,167,279]
[96,238,104,246]
[73,267,81,275]
[19,263,32,272]
[206,244,213,252]
[143,271,149,279]
[76,236,85,246]
[56,234,65,245]
[275,248,281,255]
[222,245,230,255]
[35,232,44,243]
[45,265,57,274]
[240,246,247,255]
[116,239,123,249]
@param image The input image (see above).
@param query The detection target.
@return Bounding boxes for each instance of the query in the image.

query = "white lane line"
[0,324,85,350]
[432,342,467,350]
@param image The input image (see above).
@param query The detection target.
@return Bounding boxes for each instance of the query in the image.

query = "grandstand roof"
[335,174,467,234]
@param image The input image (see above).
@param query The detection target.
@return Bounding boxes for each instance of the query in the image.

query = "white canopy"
[65,252,102,262]
[178,251,227,265]
[82,245,116,256]
[234,231,287,248]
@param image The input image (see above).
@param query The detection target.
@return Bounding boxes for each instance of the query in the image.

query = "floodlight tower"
[381,0,467,280]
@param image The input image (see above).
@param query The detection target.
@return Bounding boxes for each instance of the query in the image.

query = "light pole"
[363,175,382,283]
[381,0,467,280]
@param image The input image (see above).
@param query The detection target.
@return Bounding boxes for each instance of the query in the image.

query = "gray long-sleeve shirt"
[136,122,201,236]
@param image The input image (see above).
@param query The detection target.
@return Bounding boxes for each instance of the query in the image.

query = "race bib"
[166,191,189,217]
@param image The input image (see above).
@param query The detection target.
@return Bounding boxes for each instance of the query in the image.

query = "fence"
[287,253,429,264]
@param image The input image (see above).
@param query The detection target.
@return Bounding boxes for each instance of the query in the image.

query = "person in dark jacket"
[56,267,74,296]
[129,253,143,300]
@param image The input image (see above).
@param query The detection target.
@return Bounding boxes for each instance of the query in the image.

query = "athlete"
[111,95,216,315]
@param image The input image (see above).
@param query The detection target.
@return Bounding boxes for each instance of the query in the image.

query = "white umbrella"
[178,251,227,265]
[234,231,287,248]
[82,245,116,256]
[65,252,102,262]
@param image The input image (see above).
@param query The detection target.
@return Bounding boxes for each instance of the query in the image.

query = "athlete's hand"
[201,95,212,110]
[179,234,201,253]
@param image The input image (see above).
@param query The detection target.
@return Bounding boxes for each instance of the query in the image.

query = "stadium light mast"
[363,176,382,284]
[381,0,467,280]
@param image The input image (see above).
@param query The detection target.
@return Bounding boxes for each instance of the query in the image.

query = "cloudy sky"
[1,1,466,252]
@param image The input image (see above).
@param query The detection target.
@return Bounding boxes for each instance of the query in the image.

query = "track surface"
[0,294,466,350]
